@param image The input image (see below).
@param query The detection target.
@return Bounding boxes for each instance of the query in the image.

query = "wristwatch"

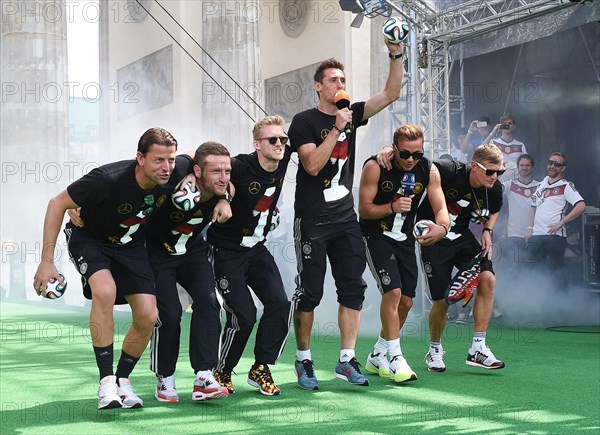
[482,228,493,236]
[389,52,403,60]
[222,191,232,203]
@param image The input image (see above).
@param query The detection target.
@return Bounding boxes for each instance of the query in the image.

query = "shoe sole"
[121,401,143,409]
[365,362,390,378]
[155,392,179,403]
[98,399,122,410]
[333,371,369,386]
[390,372,418,383]
[192,391,229,401]
[466,360,506,370]
[247,379,281,396]
[426,366,446,372]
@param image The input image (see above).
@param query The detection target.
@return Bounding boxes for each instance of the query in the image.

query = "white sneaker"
[389,354,417,383]
[117,378,144,408]
[192,371,229,401]
[466,345,505,370]
[98,375,122,410]
[365,352,390,377]
[424,346,446,372]
[155,375,179,403]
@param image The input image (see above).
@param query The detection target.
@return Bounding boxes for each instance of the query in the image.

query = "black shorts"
[293,218,367,311]
[364,235,418,298]
[420,232,494,301]
[65,227,155,305]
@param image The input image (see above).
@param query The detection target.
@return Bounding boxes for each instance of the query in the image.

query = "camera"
[500,124,510,130]
[476,121,487,128]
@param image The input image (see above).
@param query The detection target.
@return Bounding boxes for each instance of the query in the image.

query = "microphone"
[400,173,415,216]
[334,90,352,135]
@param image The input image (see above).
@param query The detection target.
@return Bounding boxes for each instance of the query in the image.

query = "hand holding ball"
[43,274,67,299]
[413,219,434,238]
[382,17,409,44]
[172,180,201,211]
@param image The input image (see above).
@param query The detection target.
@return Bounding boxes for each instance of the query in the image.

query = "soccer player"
[419,144,506,371]
[33,128,187,409]
[208,115,292,396]
[288,37,404,389]
[146,141,232,403]
[360,124,449,383]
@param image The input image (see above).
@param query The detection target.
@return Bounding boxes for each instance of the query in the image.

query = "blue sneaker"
[334,358,369,386]
[295,359,319,390]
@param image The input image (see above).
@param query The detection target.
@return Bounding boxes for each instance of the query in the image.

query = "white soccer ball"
[382,17,409,44]
[43,274,67,299]
[413,219,434,238]
[172,181,201,211]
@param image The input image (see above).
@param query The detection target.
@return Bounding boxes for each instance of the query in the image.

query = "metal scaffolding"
[377,0,583,156]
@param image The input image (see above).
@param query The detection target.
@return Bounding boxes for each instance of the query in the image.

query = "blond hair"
[252,115,285,139]
[473,143,504,166]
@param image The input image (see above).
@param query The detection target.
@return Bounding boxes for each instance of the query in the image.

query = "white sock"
[373,336,387,355]
[471,332,486,351]
[387,338,402,357]
[430,341,442,351]
[340,349,355,362]
[296,349,311,361]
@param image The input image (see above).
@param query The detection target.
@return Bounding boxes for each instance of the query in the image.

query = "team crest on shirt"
[156,195,167,207]
[414,182,424,194]
[143,195,155,206]
[544,185,566,198]
[381,181,393,192]
[118,203,133,214]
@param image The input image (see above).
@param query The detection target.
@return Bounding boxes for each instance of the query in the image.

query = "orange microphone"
[334,90,351,134]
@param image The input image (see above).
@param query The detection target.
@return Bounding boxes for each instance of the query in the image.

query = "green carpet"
[1,301,599,434]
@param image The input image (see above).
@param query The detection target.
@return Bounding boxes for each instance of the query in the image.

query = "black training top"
[208,147,292,250]
[360,156,432,243]
[66,155,193,246]
[418,159,502,240]
[288,102,367,223]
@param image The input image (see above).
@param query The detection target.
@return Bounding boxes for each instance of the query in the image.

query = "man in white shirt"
[484,115,527,182]
[501,154,540,266]
[525,152,586,290]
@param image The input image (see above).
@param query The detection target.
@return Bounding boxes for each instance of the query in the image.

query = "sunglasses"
[475,161,506,177]
[547,160,564,168]
[258,136,288,145]
[396,149,424,160]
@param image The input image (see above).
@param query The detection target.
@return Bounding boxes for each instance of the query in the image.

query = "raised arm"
[363,39,404,121]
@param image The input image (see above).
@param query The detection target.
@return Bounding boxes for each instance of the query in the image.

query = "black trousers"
[213,243,291,373]
[148,242,221,376]
[528,235,568,290]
